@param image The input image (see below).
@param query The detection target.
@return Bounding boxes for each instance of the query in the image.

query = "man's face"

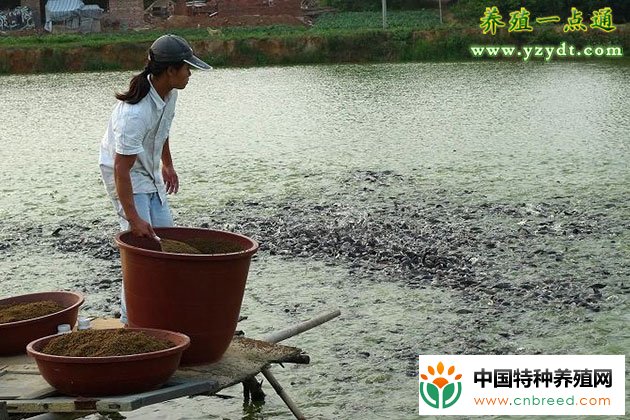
[169,64,191,89]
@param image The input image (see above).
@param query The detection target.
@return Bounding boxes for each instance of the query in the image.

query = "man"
[99,34,211,322]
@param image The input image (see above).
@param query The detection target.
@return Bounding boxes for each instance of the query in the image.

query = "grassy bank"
[0,11,628,73]
[0,11,441,48]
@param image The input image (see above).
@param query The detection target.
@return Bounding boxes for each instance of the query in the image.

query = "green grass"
[0,10,626,72]
[84,57,123,72]
[313,10,441,30]
[0,31,193,48]
[0,11,443,49]
[0,9,627,49]
[0,27,309,49]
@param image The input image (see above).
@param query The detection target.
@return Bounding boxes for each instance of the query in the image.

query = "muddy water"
[0,62,628,419]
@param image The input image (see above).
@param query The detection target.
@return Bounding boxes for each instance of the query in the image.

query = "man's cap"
[149,34,212,70]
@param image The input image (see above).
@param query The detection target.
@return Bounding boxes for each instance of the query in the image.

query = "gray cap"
[149,34,212,70]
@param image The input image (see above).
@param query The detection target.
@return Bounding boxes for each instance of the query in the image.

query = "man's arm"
[114,153,155,238]
[161,138,179,194]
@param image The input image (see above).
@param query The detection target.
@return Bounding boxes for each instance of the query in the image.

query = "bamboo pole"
[0,402,8,420]
[382,0,387,29]
[261,367,306,420]
[261,309,341,344]
[256,309,340,420]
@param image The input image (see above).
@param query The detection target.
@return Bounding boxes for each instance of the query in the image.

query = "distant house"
[16,1,43,27]
[16,0,144,28]
[105,0,144,28]
[146,0,176,19]
[13,0,302,29]
[149,0,302,18]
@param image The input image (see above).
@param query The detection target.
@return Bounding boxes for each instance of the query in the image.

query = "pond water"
[0,61,628,419]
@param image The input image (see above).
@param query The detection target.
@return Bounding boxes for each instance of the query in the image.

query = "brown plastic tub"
[115,227,259,365]
[0,291,84,355]
[27,328,190,396]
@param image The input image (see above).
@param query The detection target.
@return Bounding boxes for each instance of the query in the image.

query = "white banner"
[418,355,625,416]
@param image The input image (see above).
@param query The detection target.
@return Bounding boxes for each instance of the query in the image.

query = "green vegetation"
[0,8,627,74]
[321,0,438,12]
[84,57,123,72]
[0,11,444,49]
[40,49,66,73]
[314,10,440,30]
[0,6,625,48]
[0,31,201,49]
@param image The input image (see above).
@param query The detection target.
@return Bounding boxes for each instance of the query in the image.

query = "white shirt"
[99,75,178,204]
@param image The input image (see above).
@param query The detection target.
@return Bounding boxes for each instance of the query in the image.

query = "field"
[0,11,444,48]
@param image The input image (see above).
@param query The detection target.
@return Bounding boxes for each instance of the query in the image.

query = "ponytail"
[115,59,187,104]
[115,66,151,104]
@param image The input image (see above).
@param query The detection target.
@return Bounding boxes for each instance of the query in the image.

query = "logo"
[418,355,624,415]
[419,361,462,409]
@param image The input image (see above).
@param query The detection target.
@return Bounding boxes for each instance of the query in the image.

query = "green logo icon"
[419,362,462,409]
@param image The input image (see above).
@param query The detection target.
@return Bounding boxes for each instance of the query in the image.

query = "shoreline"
[1,26,628,74]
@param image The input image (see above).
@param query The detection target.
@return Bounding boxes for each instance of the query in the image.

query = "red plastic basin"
[26,328,190,396]
[0,291,84,355]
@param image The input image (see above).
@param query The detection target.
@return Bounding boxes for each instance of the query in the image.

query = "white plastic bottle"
[57,324,71,334]
[77,317,91,331]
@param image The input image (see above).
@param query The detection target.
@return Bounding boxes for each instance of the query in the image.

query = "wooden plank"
[18,385,57,400]
[94,379,217,411]
[89,318,124,329]
[174,337,304,391]
[6,364,40,374]
[0,372,55,400]
[2,398,78,413]
[0,354,31,367]
[3,380,216,413]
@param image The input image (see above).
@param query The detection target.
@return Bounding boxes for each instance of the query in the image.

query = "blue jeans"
[117,192,174,231]
[117,192,173,324]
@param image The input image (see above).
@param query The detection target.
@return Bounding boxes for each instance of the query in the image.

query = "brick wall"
[219,0,301,17]
[173,0,186,15]
[21,0,41,26]
[108,0,144,28]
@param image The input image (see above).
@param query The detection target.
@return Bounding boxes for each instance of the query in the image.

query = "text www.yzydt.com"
[470,42,623,61]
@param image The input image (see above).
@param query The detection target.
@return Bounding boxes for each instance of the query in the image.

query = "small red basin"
[0,291,84,355]
[26,328,190,396]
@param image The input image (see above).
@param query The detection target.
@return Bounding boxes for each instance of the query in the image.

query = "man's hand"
[162,165,179,194]
[114,153,155,238]
[129,216,156,238]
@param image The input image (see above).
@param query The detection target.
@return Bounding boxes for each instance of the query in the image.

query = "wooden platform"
[0,319,306,416]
